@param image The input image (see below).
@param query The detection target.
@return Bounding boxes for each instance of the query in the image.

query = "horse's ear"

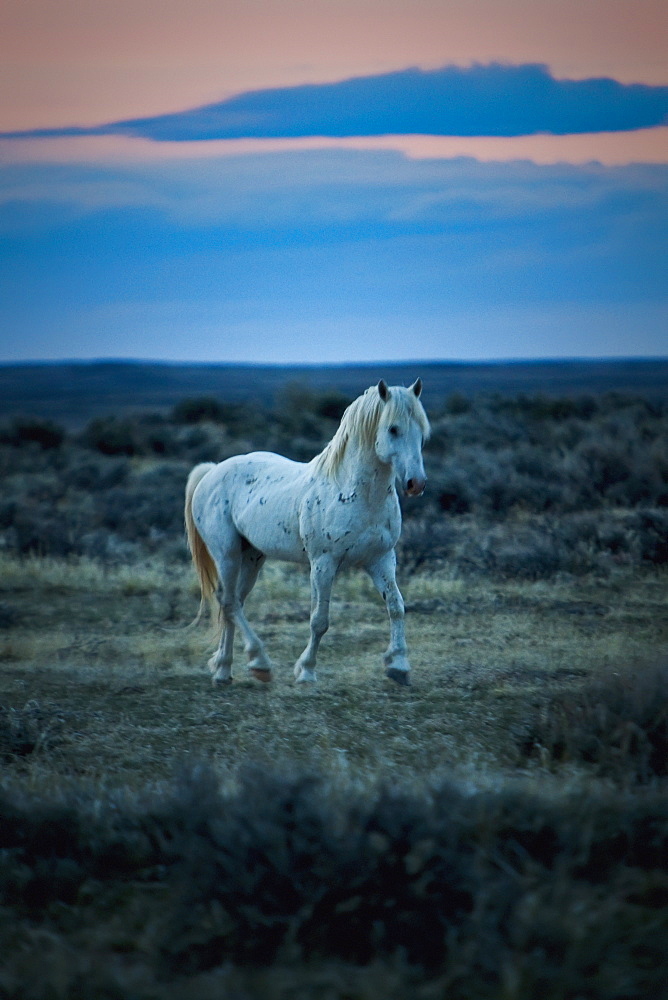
[378,379,390,402]
[410,377,423,398]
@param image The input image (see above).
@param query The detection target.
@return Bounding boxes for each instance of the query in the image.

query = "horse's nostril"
[405,477,426,496]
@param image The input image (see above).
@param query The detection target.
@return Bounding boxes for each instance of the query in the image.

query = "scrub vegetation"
[1,384,667,998]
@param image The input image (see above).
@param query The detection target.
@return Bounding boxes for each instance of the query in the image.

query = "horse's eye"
[389,425,399,437]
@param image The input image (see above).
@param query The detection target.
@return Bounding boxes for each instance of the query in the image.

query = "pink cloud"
[2,128,667,169]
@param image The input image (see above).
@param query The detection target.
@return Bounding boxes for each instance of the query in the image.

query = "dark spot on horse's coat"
[338,491,357,504]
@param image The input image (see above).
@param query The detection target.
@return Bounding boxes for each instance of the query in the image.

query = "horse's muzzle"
[405,477,426,497]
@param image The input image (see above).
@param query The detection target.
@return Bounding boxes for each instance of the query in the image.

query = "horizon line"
[2,356,667,369]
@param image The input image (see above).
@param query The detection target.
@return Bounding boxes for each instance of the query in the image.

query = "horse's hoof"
[295,669,317,683]
[212,673,233,686]
[386,667,411,686]
[249,668,272,682]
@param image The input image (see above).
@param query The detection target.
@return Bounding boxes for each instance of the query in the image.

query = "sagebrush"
[1,389,667,577]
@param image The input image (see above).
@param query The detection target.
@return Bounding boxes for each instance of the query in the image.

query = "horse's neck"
[337,442,394,500]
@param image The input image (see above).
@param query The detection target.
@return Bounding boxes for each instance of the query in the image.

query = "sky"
[0,0,666,364]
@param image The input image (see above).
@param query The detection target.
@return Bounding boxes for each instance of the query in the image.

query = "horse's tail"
[185,462,218,623]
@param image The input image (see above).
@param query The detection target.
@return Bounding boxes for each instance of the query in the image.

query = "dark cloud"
[4,64,668,142]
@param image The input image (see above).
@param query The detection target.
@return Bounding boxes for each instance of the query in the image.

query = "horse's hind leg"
[207,545,239,684]
[205,526,271,683]
[237,544,271,681]
[237,544,265,605]
[208,585,235,685]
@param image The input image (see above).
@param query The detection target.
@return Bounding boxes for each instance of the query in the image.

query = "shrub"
[633,508,668,565]
[172,397,228,424]
[492,393,598,422]
[81,415,185,458]
[313,390,352,422]
[0,702,64,761]
[444,391,472,415]
[2,389,667,573]
[7,508,76,557]
[134,413,181,456]
[397,517,454,573]
[437,485,472,515]
[95,462,189,546]
[274,382,324,439]
[0,499,16,529]
[0,417,65,450]
[0,602,21,629]
[472,521,568,579]
[518,660,668,783]
[1,764,668,997]
[81,416,140,456]
[65,454,130,491]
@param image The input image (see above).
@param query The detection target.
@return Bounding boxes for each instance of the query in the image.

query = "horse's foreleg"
[366,551,411,685]
[294,557,336,683]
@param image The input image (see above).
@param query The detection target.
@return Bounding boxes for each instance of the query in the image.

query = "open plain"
[1,373,667,998]
[1,555,666,790]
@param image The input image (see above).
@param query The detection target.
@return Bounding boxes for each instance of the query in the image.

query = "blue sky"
[1,1,666,363]
[2,150,665,362]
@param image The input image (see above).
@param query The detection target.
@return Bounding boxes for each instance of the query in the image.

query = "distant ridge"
[1,358,666,427]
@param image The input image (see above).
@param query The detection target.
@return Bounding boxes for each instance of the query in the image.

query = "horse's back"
[222,450,304,476]
[193,450,311,563]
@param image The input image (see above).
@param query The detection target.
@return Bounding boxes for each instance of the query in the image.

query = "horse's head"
[374,379,429,497]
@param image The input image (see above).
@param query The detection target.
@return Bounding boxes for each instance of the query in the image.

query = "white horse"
[184,379,430,686]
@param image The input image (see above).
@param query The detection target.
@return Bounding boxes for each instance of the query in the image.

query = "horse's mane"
[312,383,430,481]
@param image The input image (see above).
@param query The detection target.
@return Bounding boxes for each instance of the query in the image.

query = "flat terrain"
[2,357,667,426]
[2,554,665,791]
[2,555,668,999]
[1,381,667,997]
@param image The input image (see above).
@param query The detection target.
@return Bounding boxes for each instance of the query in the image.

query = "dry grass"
[1,553,666,793]
[1,553,668,998]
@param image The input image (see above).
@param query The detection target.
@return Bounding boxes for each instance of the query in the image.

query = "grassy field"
[1,554,666,791]
[1,383,668,997]
[2,551,668,998]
